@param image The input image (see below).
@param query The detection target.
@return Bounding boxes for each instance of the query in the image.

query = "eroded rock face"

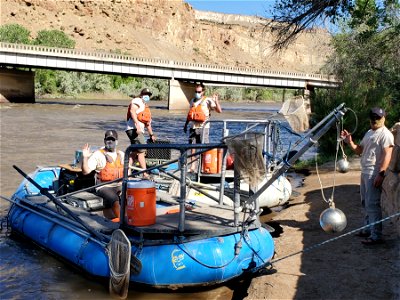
[1,0,332,73]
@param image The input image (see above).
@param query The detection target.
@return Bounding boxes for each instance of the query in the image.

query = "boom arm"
[247,103,347,203]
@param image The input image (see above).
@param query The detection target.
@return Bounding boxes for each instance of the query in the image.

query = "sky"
[184,0,276,18]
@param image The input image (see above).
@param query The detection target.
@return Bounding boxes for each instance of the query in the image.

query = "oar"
[12,166,142,297]
[4,192,142,278]
[13,165,107,242]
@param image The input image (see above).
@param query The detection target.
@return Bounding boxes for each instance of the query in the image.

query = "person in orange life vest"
[183,83,222,172]
[125,88,156,178]
[81,130,124,221]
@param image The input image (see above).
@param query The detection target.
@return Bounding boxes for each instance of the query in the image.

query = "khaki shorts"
[125,129,146,153]
[189,127,209,144]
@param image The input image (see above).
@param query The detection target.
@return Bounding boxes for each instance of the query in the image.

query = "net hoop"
[278,96,309,133]
[106,229,131,299]
[225,132,266,189]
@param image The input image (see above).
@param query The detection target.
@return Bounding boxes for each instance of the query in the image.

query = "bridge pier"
[304,85,315,113]
[0,68,35,103]
[168,79,195,110]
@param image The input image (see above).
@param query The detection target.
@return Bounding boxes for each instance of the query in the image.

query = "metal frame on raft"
[120,142,228,233]
[195,118,292,207]
[119,119,288,232]
[199,118,287,175]
[118,103,348,234]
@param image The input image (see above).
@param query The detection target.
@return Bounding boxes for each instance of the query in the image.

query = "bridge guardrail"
[0,42,338,83]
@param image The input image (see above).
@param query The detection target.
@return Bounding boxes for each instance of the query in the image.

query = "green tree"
[226,88,243,102]
[118,78,144,98]
[90,73,112,92]
[269,0,399,156]
[316,22,399,153]
[56,72,112,96]
[244,88,259,102]
[210,87,227,101]
[0,23,30,44]
[141,78,169,100]
[35,69,58,95]
[268,0,398,49]
[116,77,168,100]
[33,29,75,48]
[57,72,83,96]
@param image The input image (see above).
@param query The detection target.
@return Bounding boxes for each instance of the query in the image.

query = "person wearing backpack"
[183,83,222,173]
[125,88,156,178]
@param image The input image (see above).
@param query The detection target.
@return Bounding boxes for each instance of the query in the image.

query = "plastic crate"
[146,140,171,160]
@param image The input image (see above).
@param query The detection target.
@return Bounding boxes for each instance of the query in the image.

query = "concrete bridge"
[0,43,339,109]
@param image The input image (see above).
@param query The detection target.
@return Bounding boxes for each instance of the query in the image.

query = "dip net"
[225,132,266,189]
[106,229,131,299]
[278,96,309,133]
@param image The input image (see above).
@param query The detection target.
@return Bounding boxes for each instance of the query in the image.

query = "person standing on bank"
[125,88,156,178]
[183,83,222,172]
[341,107,394,245]
[81,130,124,222]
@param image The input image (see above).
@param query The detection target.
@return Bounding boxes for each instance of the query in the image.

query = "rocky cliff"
[1,0,332,73]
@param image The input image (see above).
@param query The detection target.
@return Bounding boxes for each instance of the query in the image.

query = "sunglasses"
[105,138,116,141]
[195,91,203,94]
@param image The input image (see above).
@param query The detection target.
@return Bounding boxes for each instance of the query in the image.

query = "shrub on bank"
[0,23,30,44]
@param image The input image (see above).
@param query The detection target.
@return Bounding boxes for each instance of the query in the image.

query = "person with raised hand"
[81,130,124,222]
[183,83,222,173]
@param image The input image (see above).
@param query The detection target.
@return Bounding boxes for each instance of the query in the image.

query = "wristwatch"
[379,170,385,177]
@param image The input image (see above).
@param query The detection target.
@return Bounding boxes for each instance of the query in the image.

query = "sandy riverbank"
[245,164,399,299]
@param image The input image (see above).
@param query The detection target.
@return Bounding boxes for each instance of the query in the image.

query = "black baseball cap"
[104,130,118,140]
[140,88,152,96]
[370,107,386,118]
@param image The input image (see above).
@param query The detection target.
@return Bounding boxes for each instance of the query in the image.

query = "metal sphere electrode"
[320,207,347,233]
[337,158,349,173]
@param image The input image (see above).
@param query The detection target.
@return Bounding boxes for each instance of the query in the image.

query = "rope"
[177,240,238,269]
[175,207,269,269]
[315,116,347,205]
[330,121,343,202]
[270,211,400,264]
[343,107,359,137]
[314,145,338,205]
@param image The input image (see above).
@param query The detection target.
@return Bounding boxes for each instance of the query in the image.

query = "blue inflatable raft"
[7,154,275,289]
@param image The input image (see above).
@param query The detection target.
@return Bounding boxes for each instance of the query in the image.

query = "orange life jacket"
[97,149,124,182]
[187,98,206,122]
[127,103,152,125]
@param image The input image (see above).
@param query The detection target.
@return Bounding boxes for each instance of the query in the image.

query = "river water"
[0,98,303,300]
